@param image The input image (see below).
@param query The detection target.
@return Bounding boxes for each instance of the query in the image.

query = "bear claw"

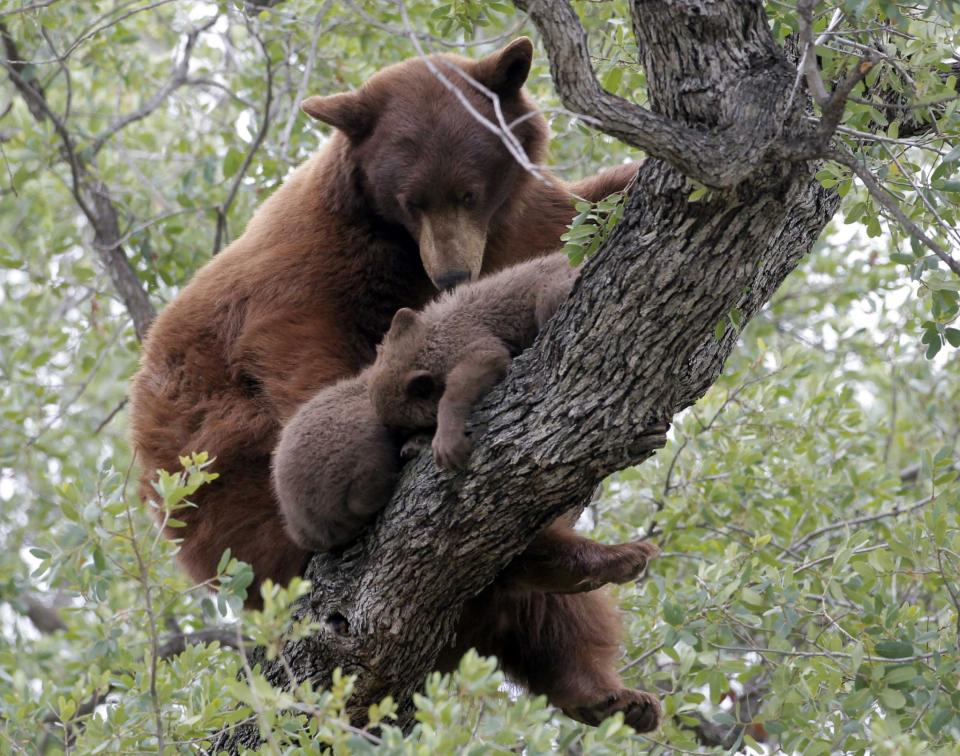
[563,689,662,733]
[432,431,473,470]
[571,540,659,592]
[400,432,432,461]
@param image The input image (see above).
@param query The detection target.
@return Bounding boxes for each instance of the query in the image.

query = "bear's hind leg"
[498,590,662,733]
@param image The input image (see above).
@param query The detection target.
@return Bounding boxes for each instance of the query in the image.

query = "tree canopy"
[1,1,959,754]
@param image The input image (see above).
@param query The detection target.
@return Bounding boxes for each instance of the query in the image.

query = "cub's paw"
[432,430,473,470]
[564,689,661,733]
[400,432,433,461]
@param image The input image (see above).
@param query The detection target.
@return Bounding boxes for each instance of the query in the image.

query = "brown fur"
[443,584,660,732]
[271,368,401,552]
[129,38,638,609]
[365,255,661,729]
[437,517,660,730]
[368,252,578,469]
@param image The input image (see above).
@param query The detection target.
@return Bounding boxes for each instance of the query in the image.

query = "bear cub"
[368,251,579,470]
[272,368,401,553]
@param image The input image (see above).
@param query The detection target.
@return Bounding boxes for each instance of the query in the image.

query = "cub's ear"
[388,308,420,339]
[301,92,375,140]
[405,370,437,400]
[474,37,534,96]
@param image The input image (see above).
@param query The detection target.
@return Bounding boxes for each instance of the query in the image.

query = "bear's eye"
[406,372,436,400]
[460,192,476,209]
[402,196,424,214]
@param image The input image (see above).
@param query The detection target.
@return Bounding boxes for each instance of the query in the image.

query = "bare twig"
[90,15,218,156]
[278,3,330,158]
[95,396,129,434]
[27,325,124,445]
[185,77,258,110]
[1,24,157,340]
[213,20,274,254]
[618,642,663,674]
[156,626,249,658]
[935,547,960,651]
[0,0,61,18]
[790,493,937,551]
[828,148,960,277]
[710,642,935,663]
[882,142,960,249]
[39,621,248,749]
[396,0,547,184]
[122,488,165,753]
[38,26,72,124]
[346,0,527,50]
[4,0,179,66]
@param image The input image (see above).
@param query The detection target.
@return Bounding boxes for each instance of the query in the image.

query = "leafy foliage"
[0,1,958,754]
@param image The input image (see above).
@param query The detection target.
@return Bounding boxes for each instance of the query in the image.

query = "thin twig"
[213,20,274,254]
[709,642,935,663]
[0,0,60,18]
[395,0,547,184]
[95,396,129,434]
[90,15,218,156]
[278,3,330,158]
[345,0,527,50]
[3,0,179,65]
[790,493,936,551]
[828,147,960,277]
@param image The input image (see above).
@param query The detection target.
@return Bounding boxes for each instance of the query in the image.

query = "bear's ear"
[387,308,420,340]
[405,370,437,400]
[474,37,534,96]
[301,92,375,140]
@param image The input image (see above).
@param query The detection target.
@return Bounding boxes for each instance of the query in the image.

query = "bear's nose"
[435,270,471,291]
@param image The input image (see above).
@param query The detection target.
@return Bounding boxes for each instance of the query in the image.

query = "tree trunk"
[218,1,839,749]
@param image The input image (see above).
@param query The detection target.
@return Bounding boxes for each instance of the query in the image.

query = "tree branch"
[213,21,274,254]
[0,0,62,19]
[828,147,960,277]
[22,593,67,634]
[89,15,217,156]
[1,22,156,340]
[512,0,799,189]
[39,623,247,750]
[797,0,883,145]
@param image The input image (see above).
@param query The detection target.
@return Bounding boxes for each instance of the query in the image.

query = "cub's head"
[368,308,444,431]
[301,38,547,291]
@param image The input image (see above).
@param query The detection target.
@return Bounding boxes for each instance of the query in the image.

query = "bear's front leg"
[433,336,511,470]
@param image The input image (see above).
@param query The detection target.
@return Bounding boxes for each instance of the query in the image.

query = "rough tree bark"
[219,0,840,748]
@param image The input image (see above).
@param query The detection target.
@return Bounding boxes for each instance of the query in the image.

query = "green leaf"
[602,65,623,93]
[879,688,906,709]
[223,147,244,179]
[714,319,727,341]
[663,601,684,626]
[884,665,917,686]
[874,640,914,659]
[932,180,960,192]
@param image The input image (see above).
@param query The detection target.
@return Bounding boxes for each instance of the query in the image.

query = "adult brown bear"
[129,39,636,609]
